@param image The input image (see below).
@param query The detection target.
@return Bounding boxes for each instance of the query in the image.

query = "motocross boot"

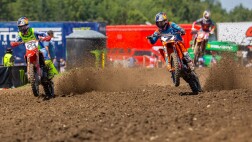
[183,52,195,71]
[40,66,48,83]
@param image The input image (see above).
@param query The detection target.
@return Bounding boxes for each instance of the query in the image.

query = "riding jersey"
[15,28,50,59]
[15,28,47,50]
[149,22,184,44]
[194,18,215,32]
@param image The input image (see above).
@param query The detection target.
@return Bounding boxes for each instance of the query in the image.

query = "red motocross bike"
[148,32,202,93]
[11,39,54,98]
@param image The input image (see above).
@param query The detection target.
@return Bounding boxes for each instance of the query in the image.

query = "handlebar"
[147,31,185,39]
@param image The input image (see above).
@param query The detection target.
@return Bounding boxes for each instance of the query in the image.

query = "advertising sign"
[0,22,106,65]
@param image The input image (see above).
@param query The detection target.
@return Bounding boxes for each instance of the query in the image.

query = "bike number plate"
[25,40,38,50]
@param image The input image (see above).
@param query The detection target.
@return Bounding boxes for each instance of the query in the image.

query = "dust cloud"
[54,67,169,95]
[204,53,252,91]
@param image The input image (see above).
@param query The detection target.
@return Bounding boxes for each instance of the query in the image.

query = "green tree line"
[0,0,252,24]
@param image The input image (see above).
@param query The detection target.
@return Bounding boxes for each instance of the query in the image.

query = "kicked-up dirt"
[0,60,252,142]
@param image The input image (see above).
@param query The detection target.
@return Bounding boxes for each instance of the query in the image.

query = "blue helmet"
[155,12,169,29]
[17,17,29,33]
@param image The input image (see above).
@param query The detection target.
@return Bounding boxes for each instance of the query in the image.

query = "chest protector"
[18,28,37,42]
[201,20,212,31]
[18,28,42,49]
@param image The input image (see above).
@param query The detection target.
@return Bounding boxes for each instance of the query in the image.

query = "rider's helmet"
[155,12,169,30]
[17,17,29,33]
[203,10,211,21]
[6,48,13,54]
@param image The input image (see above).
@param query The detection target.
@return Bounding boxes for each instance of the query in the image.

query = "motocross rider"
[191,10,215,53]
[147,12,194,71]
[10,17,53,78]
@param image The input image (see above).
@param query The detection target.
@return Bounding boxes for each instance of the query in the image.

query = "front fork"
[163,45,169,66]
[163,44,180,66]
[27,53,41,80]
[27,58,31,80]
[36,52,41,80]
[196,40,207,57]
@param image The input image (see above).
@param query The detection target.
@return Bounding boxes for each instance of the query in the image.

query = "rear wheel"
[41,68,54,99]
[29,64,39,97]
[170,53,181,87]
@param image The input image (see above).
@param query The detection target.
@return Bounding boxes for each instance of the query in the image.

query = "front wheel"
[193,42,201,66]
[170,53,181,87]
[29,64,40,97]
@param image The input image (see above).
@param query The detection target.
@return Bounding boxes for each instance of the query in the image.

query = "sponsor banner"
[0,22,106,64]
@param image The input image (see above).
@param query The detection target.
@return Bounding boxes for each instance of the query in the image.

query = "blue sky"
[220,0,252,12]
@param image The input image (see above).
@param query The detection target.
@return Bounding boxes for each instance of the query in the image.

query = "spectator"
[3,48,14,67]
[43,30,56,60]
[60,58,66,72]
[3,48,14,88]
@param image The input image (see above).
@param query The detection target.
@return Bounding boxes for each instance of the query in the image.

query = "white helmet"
[203,10,211,20]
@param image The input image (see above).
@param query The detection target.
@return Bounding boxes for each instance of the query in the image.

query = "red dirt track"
[1,63,252,142]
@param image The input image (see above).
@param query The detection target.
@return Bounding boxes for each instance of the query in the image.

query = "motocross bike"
[148,33,202,93]
[191,29,209,66]
[12,40,54,98]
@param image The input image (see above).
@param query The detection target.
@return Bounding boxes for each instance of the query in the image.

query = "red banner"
[246,26,252,37]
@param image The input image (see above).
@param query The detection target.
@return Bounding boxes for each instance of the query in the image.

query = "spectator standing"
[3,48,14,67]
[43,30,56,60]
[3,48,14,88]
[60,58,66,72]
